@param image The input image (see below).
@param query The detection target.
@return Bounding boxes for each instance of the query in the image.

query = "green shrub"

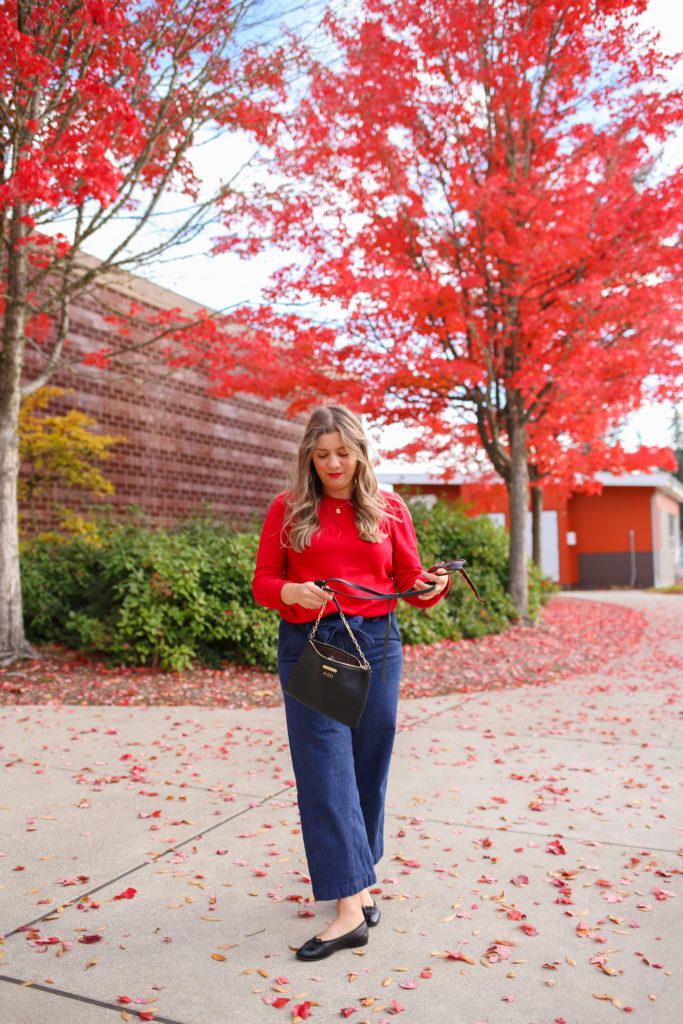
[396,498,554,644]
[20,501,554,672]
[20,532,108,642]
[21,513,280,672]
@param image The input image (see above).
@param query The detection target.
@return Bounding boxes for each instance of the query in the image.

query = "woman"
[252,406,449,961]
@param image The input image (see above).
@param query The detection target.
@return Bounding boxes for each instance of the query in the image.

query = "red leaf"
[443,950,475,963]
[113,887,137,900]
[82,348,113,370]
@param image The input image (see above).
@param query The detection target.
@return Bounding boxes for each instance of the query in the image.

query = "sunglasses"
[428,559,466,574]
[426,559,484,604]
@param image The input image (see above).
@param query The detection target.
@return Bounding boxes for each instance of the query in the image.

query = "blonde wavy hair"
[283,406,393,552]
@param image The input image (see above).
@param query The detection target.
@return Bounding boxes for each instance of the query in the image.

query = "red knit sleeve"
[252,493,290,614]
[387,492,450,608]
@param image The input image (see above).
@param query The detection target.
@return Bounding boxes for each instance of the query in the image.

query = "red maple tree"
[210,0,683,617]
[0,0,286,660]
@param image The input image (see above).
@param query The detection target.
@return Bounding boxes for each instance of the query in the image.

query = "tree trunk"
[506,409,530,620]
[0,213,33,662]
[531,483,543,567]
[0,413,29,663]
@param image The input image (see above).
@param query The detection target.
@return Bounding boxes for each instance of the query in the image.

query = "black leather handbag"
[284,600,372,728]
[283,565,482,728]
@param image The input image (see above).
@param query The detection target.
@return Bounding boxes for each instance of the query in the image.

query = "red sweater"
[252,490,448,622]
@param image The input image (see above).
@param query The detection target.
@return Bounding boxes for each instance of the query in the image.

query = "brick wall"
[21,259,304,530]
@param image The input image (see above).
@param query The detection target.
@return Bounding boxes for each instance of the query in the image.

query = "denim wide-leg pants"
[278,612,403,902]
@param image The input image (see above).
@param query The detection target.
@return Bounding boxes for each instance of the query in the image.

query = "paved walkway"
[1,592,681,1024]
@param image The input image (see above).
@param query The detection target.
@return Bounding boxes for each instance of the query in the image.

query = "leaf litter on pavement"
[0,598,646,706]
[1,594,681,1022]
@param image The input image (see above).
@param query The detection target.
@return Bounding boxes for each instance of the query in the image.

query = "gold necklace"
[327,496,351,515]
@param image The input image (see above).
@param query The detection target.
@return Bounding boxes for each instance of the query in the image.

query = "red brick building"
[379,470,683,589]
[21,259,303,530]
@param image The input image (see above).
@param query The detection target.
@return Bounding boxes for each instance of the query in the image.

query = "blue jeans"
[278,611,403,902]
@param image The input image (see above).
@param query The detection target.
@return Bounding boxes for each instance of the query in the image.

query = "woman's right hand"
[280,581,331,609]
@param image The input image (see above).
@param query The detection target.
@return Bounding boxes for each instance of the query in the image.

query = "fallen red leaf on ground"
[0,599,645,706]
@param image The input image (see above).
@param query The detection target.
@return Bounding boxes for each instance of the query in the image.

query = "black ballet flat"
[295,919,369,961]
[362,899,381,927]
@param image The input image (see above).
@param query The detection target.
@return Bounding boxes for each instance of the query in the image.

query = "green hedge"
[397,498,552,644]
[20,502,554,672]
[21,514,278,672]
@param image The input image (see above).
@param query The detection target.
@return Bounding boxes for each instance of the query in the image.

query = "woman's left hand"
[415,569,449,600]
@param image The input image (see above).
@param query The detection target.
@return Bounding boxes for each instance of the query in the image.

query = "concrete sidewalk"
[1,591,681,1024]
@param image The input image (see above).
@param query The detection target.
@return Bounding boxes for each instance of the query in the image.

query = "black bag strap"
[310,565,483,685]
[316,565,484,605]
[314,577,435,601]
[313,579,437,682]
[308,566,483,687]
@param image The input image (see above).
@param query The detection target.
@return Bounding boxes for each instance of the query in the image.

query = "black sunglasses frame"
[427,559,467,574]
[426,559,484,604]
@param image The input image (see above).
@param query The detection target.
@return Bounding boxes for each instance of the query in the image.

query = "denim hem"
[312,870,377,903]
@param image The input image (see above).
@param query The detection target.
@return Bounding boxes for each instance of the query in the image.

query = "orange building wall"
[396,481,668,588]
[566,487,656,588]
[567,487,654,553]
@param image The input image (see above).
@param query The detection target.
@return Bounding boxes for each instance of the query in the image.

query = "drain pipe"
[629,529,637,588]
